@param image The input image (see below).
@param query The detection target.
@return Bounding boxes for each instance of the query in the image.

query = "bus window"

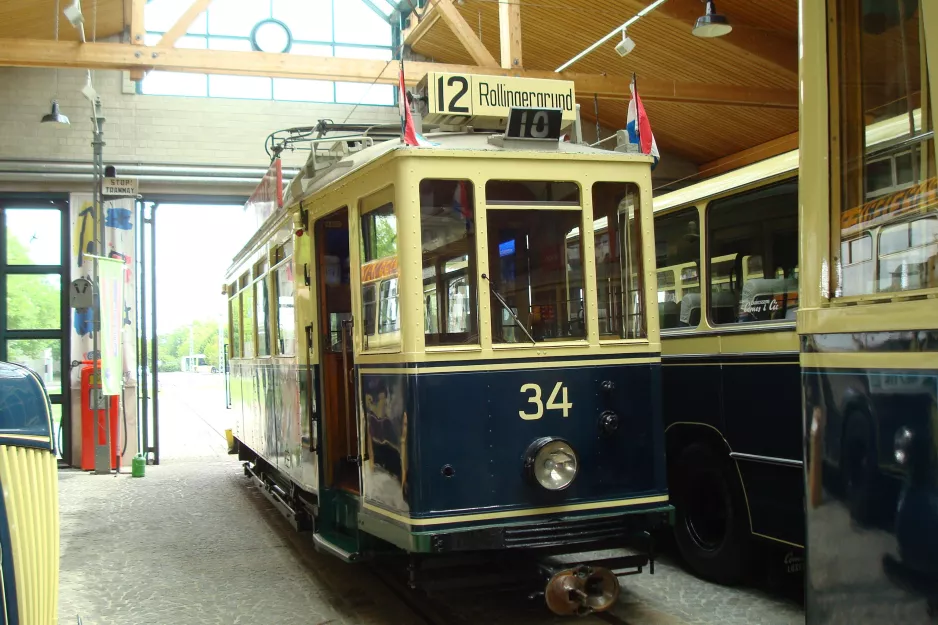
[877,217,938,291]
[486,209,585,343]
[362,284,377,336]
[653,208,700,330]
[591,182,645,339]
[707,179,799,324]
[419,179,478,346]
[833,0,936,296]
[379,279,399,334]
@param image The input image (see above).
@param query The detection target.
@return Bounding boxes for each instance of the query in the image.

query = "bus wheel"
[672,443,750,585]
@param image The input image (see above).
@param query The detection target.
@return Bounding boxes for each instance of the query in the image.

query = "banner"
[87,255,125,396]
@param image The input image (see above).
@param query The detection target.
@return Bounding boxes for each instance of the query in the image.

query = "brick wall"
[0,67,400,171]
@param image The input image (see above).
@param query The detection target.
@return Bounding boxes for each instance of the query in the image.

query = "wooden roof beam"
[127,0,145,80]
[499,0,522,69]
[157,0,213,48]
[0,39,797,108]
[698,131,798,177]
[401,5,442,48]
[434,0,498,67]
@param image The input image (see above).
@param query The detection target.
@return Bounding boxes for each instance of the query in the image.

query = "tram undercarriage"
[237,444,666,616]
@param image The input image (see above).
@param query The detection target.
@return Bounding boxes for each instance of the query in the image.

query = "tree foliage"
[5,235,61,363]
[156,320,225,372]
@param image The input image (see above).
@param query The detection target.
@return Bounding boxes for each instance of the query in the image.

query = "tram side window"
[486,209,585,343]
[243,282,255,358]
[591,182,645,339]
[653,208,701,330]
[708,179,799,325]
[834,0,937,296]
[256,277,270,357]
[360,193,400,350]
[419,179,478,346]
[229,295,241,358]
[274,260,295,356]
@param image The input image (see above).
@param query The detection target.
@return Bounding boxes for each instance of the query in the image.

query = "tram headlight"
[524,437,578,491]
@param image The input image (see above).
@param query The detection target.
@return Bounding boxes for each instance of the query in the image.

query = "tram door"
[314,209,360,494]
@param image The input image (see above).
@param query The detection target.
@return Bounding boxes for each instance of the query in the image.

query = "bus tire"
[672,443,750,585]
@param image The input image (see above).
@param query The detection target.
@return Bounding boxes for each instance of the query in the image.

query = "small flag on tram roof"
[398,59,436,147]
[626,74,660,169]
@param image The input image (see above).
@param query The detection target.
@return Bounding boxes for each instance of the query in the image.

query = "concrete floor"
[57,373,805,624]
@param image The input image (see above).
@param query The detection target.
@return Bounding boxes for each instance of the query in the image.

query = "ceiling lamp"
[615,28,636,57]
[692,0,732,38]
[41,0,69,125]
[41,100,70,125]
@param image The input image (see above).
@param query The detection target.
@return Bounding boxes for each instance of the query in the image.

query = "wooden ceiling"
[0,0,125,41]
[409,0,799,167]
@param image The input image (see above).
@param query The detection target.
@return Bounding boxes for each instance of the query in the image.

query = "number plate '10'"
[519,382,573,420]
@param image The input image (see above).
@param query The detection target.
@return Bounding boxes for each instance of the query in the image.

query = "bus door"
[314,208,360,494]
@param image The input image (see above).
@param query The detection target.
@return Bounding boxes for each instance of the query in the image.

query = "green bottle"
[131,453,146,478]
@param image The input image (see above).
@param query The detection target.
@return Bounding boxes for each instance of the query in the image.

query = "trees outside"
[156,320,225,372]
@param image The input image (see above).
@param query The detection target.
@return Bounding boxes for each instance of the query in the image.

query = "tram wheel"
[672,443,750,585]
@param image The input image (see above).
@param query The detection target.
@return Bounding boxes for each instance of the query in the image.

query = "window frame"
[653,206,703,334]
[359,185,401,353]
[704,178,800,329]
[271,246,295,357]
[483,180,588,347]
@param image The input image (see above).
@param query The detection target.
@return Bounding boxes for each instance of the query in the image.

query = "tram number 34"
[519,382,573,420]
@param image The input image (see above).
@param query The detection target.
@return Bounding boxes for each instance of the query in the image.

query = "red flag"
[633,82,653,156]
[398,63,420,147]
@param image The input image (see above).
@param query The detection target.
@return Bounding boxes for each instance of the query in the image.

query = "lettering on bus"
[841,176,938,238]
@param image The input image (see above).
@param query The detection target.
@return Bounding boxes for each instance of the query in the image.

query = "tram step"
[313,531,361,563]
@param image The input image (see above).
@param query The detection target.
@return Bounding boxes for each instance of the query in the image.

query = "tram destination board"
[419,72,576,130]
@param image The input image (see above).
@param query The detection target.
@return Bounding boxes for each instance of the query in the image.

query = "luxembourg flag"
[398,60,436,147]
[626,75,660,169]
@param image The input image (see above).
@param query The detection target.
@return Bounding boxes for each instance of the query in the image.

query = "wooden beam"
[401,7,442,48]
[0,39,798,108]
[499,0,522,69]
[435,0,498,67]
[698,131,799,177]
[128,0,146,80]
[157,0,213,48]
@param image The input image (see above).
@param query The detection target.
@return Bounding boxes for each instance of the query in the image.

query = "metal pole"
[138,200,148,459]
[150,203,160,465]
[91,97,110,475]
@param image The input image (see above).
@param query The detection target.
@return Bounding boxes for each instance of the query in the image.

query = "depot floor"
[57,373,805,625]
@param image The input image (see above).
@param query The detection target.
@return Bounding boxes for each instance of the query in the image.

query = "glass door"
[0,198,70,462]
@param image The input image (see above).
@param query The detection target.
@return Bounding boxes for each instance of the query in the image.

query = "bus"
[801,0,938,621]
[225,74,671,616]
[652,151,801,584]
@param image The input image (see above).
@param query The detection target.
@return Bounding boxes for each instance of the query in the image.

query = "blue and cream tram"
[225,74,671,615]
[801,0,938,622]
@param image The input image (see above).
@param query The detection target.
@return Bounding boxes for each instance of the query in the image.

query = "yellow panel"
[0,446,59,624]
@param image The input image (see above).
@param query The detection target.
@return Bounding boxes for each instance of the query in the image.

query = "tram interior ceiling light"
[615,28,636,57]
[692,0,732,38]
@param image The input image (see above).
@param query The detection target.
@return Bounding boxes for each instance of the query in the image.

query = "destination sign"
[419,73,576,129]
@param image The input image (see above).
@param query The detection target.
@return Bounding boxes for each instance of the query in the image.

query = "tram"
[225,72,670,616]
[800,0,938,622]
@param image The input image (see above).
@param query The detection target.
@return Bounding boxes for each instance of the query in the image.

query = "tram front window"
[486,209,585,343]
[591,182,645,339]
[834,0,937,296]
[419,179,478,346]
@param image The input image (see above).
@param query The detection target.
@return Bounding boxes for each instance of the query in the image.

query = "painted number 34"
[519,383,573,420]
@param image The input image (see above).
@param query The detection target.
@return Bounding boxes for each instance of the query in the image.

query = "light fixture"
[64,0,83,28]
[524,437,579,491]
[41,0,69,125]
[41,101,70,125]
[615,28,636,57]
[692,0,732,38]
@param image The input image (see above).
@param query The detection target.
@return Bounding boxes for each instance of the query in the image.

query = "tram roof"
[284,130,653,210]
